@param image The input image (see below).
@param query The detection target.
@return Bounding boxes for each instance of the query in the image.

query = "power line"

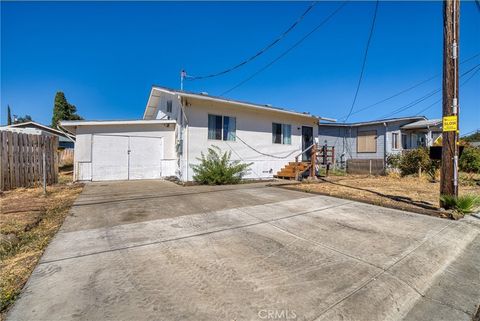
[220,1,349,96]
[342,0,379,123]
[415,64,480,115]
[337,51,480,121]
[186,2,318,81]
[382,62,480,118]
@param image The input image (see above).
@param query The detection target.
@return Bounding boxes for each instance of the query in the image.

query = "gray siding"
[319,119,420,166]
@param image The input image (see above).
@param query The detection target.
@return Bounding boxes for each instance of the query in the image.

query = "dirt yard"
[0,175,83,319]
[286,173,480,218]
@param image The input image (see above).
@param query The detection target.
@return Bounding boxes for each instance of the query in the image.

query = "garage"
[91,134,163,181]
[60,120,177,181]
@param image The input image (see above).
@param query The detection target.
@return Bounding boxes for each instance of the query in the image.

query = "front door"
[302,126,314,161]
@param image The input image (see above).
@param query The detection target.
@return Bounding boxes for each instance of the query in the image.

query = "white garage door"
[91,134,163,181]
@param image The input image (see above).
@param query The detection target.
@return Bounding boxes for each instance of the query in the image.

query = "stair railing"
[293,143,317,180]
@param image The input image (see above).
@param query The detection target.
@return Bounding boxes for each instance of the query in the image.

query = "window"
[166,100,172,113]
[272,123,291,144]
[401,134,408,149]
[392,133,400,150]
[208,114,236,141]
[357,130,377,153]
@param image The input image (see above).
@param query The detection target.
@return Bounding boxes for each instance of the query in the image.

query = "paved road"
[7,180,480,321]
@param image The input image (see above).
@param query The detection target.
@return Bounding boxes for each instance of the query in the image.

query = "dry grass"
[0,181,83,319]
[287,173,480,218]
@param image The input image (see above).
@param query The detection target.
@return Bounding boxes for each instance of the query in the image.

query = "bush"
[386,153,402,169]
[191,146,252,185]
[398,148,431,176]
[459,146,480,173]
[440,194,480,214]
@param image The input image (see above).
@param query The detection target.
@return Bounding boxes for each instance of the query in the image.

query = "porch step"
[274,162,311,180]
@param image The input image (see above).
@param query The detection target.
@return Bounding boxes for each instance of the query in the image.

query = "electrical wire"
[337,51,480,121]
[415,65,480,116]
[186,2,318,80]
[220,1,349,96]
[382,62,480,118]
[233,133,301,159]
[342,0,379,123]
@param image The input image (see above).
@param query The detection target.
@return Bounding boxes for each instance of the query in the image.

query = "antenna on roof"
[180,70,187,91]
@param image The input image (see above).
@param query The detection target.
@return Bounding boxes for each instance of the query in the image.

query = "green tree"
[462,130,480,142]
[51,92,83,128]
[7,105,12,125]
[13,114,33,124]
[459,147,480,173]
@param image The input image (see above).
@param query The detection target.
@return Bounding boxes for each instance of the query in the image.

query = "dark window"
[272,123,291,144]
[208,114,236,141]
[401,134,408,149]
[272,123,282,144]
[166,100,172,113]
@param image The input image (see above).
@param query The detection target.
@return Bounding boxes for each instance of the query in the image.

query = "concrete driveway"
[7,180,480,321]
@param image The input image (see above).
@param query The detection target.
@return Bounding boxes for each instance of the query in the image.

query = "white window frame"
[272,123,292,145]
[392,132,400,150]
[207,114,236,141]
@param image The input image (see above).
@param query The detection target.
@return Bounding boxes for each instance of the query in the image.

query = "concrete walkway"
[7,180,480,321]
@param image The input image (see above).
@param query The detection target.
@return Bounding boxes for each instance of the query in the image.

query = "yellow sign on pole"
[443,115,458,132]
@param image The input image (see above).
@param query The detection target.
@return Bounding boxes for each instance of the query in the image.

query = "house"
[318,116,442,168]
[61,86,328,182]
[2,121,76,149]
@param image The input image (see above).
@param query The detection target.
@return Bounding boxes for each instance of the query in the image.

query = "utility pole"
[440,0,460,204]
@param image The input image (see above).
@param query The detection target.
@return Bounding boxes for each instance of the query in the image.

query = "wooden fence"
[59,148,74,167]
[1,131,58,191]
[346,159,385,175]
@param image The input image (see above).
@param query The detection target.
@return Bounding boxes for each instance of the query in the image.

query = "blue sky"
[1,1,479,133]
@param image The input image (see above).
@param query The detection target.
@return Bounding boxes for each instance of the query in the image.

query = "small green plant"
[459,146,480,173]
[191,146,252,185]
[440,194,480,214]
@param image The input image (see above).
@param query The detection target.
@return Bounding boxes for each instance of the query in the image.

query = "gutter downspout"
[178,96,189,182]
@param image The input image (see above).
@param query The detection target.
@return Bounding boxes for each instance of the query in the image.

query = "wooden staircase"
[274,162,311,179]
[274,144,336,180]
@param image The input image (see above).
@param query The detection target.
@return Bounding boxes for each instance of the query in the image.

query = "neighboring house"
[318,116,442,167]
[2,121,76,149]
[61,86,327,182]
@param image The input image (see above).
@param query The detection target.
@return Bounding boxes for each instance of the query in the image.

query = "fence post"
[310,144,316,179]
[42,150,46,195]
[369,159,372,175]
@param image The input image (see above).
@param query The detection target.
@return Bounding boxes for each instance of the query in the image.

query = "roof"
[145,85,334,122]
[318,116,426,127]
[3,121,76,142]
[400,119,442,130]
[7,121,71,137]
[60,119,176,134]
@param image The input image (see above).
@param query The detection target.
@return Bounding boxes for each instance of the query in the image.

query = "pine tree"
[52,92,83,128]
[7,105,12,125]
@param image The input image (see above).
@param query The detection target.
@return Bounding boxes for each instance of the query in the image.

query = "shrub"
[440,194,480,214]
[386,153,402,169]
[191,146,252,185]
[398,148,431,176]
[459,146,480,173]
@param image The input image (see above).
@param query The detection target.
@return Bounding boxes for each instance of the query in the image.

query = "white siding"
[73,124,176,181]
[183,98,318,181]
